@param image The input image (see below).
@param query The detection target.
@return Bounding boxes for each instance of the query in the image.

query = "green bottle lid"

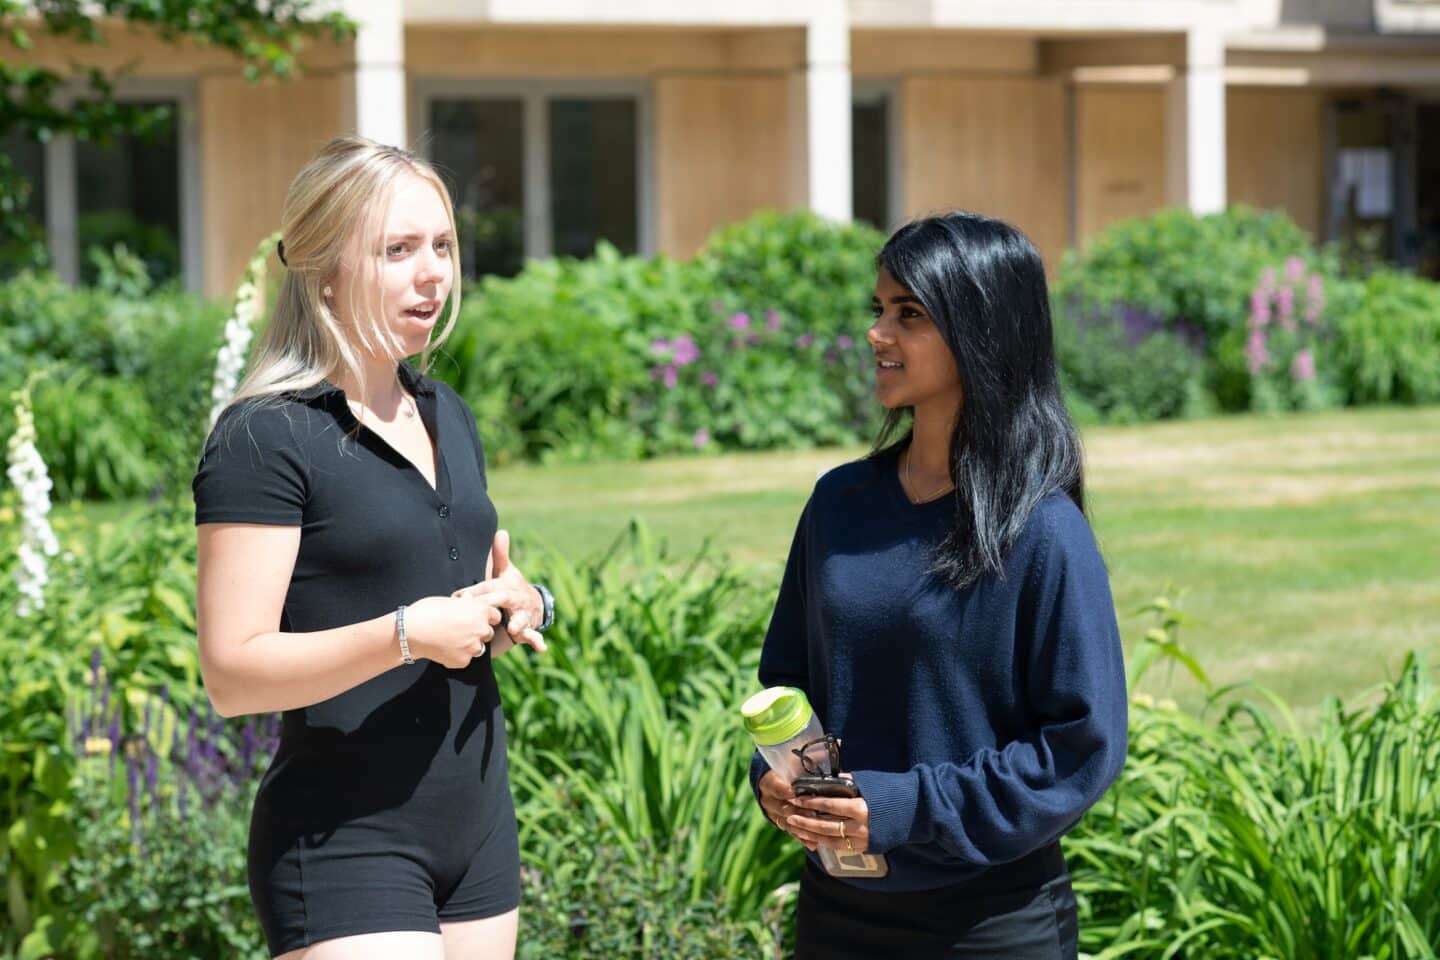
[740,686,813,747]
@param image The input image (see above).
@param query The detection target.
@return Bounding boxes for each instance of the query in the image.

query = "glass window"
[549,98,638,258]
[430,98,525,279]
[1,129,49,275]
[74,101,182,285]
[852,92,890,231]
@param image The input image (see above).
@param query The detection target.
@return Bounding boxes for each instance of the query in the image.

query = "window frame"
[411,76,655,261]
[41,77,201,291]
[852,78,902,232]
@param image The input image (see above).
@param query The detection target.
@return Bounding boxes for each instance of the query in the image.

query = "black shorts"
[795,843,1077,959]
[247,782,521,956]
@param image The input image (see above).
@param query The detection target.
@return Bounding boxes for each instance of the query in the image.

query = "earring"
[323,285,332,298]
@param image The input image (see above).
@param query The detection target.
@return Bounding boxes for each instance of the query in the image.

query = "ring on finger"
[838,821,847,841]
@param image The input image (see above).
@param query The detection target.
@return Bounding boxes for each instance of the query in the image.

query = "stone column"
[1166,27,1226,214]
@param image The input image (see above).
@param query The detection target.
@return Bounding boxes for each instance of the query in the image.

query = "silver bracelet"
[397,604,414,665]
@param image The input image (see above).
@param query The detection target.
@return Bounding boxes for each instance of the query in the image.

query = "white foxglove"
[208,233,279,428]
[6,381,59,617]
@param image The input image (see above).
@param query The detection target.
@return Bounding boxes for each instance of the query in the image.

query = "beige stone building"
[6,0,1440,296]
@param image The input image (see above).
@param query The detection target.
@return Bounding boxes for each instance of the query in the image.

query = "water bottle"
[741,686,829,783]
[742,685,890,879]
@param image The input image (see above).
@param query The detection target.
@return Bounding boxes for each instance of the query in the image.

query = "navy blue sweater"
[751,452,1128,891]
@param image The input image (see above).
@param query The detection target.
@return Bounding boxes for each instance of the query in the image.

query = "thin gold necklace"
[903,450,952,503]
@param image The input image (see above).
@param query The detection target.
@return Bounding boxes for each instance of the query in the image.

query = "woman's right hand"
[403,595,503,669]
[759,771,816,852]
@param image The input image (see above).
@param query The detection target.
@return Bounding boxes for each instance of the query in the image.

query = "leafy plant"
[1330,267,1440,406]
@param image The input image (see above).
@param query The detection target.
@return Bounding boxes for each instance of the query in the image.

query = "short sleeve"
[192,401,309,526]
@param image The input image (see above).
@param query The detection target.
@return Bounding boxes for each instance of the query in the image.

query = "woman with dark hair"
[752,212,1128,958]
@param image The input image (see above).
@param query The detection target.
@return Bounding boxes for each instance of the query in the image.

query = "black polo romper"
[193,363,520,955]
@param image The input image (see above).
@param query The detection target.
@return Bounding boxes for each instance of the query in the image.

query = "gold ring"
[839,822,847,841]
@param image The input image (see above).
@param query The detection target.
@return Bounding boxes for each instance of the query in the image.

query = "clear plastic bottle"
[741,686,830,783]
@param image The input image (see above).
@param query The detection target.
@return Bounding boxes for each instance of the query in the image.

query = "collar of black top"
[291,361,436,401]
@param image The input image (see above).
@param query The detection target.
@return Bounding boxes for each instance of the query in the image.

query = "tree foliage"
[0,0,355,265]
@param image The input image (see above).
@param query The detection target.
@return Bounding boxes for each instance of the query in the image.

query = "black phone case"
[792,776,860,798]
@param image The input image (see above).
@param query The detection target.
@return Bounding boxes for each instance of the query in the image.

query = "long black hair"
[872,211,1085,589]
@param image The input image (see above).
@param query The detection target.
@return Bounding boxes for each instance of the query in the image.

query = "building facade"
[6,0,1440,296]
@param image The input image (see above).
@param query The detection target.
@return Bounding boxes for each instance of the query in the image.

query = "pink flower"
[1259,268,1278,292]
[650,338,670,355]
[795,333,815,348]
[1305,274,1325,325]
[837,335,854,350]
[650,364,679,388]
[1250,290,1271,329]
[692,428,711,449]
[765,309,782,332]
[1245,329,1270,375]
[700,371,718,387]
[1276,286,1296,331]
[1285,256,1306,284]
[727,311,751,331]
[671,334,701,366]
[1291,349,1315,383]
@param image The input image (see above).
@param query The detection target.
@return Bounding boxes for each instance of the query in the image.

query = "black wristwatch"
[532,583,555,632]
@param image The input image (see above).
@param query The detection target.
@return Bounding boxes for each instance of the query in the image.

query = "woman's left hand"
[787,789,871,854]
[451,530,548,652]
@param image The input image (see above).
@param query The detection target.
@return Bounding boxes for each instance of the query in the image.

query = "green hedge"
[5,208,1440,503]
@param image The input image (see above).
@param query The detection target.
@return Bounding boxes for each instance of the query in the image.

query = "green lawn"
[77,406,1440,716]
[486,406,1440,716]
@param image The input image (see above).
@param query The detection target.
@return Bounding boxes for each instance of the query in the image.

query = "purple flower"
[1249,290,1271,329]
[671,335,701,366]
[650,363,679,388]
[727,311,751,331]
[650,338,670,355]
[692,429,711,449]
[1245,329,1270,375]
[765,309,782,332]
[795,333,815,349]
[837,335,854,350]
[1291,348,1316,382]
[700,371,718,387]
[662,366,678,389]
[1285,256,1306,284]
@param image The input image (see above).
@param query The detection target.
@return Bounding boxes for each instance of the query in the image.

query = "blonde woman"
[193,137,554,959]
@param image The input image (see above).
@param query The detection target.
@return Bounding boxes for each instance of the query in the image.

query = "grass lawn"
[77,406,1439,716]
[486,406,1440,717]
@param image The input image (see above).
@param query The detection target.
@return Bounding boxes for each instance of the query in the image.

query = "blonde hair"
[229,136,462,408]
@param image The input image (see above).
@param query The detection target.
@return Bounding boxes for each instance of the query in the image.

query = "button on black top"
[439,504,450,519]
[448,547,459,560]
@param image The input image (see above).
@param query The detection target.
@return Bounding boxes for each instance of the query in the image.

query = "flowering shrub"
[1054,207,1321,415]
[5,376,58,615]
[57,655,274,959]
[209,232,278,427]
[1243,256,1334,411]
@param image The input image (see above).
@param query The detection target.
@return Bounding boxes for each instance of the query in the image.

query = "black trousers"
[794,843,1078,959]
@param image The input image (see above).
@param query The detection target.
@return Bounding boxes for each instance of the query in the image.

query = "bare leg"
[441,908,520,960]
[273,931,446,960]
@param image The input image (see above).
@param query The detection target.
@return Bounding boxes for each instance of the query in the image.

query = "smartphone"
[790,776,889,878]
[792,776,860,798]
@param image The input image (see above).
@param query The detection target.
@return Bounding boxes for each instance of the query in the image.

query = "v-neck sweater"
[751,452,1128,892]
